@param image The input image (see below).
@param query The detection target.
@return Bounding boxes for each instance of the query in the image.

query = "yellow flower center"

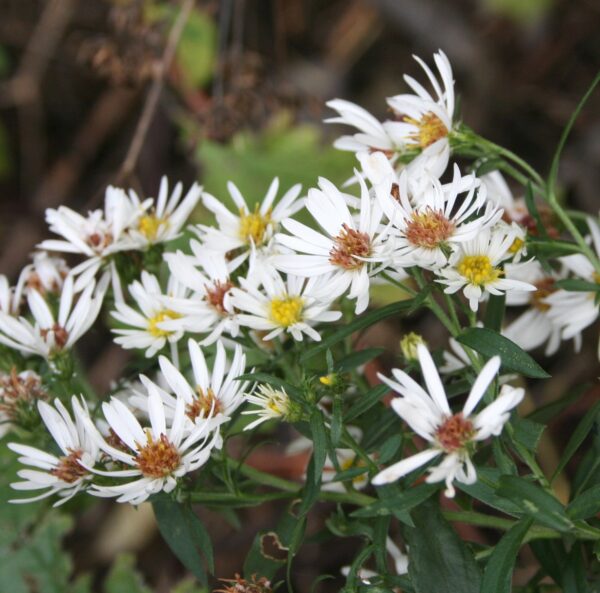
[457,255,502,286]
[147,310,181,337]
[508,237,524,254]
[239,205,271,246]
[136,431,181,478]
[404,112,448,148]
[269,296,304,328]
[594,272,600,285]
[139,213,167,241]
[405,208,454,248]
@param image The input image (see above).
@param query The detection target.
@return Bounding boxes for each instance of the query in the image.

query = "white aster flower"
[198,178,303,260]
[383,50,455,177]
[144,339,247,439]
[372,345,524,497]
[13,252,69,308]
[127,177,202,247]
[0,275,103,360]
[39,186,143,293]
[85,386,226,505]
[436,227,536,312]
[230,269,341,342]
[503,260,566,356]
[242,384,296,430]
[111,271,188,358]
[8,396,99,506]
[0,369,47,437]
[273,173,389,314]
[379,165,500,270]
[546,217,600,353]
[164,241,245,345]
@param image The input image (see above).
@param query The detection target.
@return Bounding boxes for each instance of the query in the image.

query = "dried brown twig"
[117,0,197,183]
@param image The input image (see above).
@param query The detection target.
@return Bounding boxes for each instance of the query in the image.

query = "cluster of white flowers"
[8,338,244,506]
[2,48,599,510]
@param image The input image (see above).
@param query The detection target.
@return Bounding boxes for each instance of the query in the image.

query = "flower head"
[436,227,536,312]
[372,345,523,497]
[85,384,226,504]
[127,177,202,247]
[9,396,99,506]
[243,384,298,430]
[111,272,187,358]
[274,173,390,314]
[198,178,302,260]
[230,269,341,342]
[0,275,104,360]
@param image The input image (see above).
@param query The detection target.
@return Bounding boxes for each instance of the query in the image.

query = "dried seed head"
[50,449,87,483]
[405,208,454,249]
[435,413,475,453]
[206,280,234,315]
[186,387,222,421]
[329,224,371,270]
[136,432,181,478]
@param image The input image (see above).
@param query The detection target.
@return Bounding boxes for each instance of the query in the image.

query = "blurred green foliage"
[196,113,355,212]
[483,0,554,23]
[145,2,216,90]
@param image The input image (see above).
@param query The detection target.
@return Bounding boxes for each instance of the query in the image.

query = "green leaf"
[405,500,482,593]
[511,417,545,453]
[566,483,600,520]
[330,397,343,448]
[345,384,388,422]
[457,467,522,517]
[104,554,152,593]
[483,294,505,332]
[377,433,404,465]
[243,507,296,579]
[479,517,533,593]
[527,238,583,259]
[457,327,550,378]
[552,400,600,483]
[351,483,438,519]
[297,410,328,517]
[152,498,213,584]
[555,279,600,292]
[301,292,429,362]
[496,476,573,531]
[561,543,589,593]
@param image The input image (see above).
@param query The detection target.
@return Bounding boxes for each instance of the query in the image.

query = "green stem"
[546,70,600,275]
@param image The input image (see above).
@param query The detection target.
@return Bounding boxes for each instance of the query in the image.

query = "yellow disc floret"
[147,310,181,337]
[139,213,167,241]
[239,204,271,246]
[269,296,304,328]
[404,111,448,148]
[457,255,502,286]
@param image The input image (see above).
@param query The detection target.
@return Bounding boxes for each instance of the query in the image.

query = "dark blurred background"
[0,1,599,591]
